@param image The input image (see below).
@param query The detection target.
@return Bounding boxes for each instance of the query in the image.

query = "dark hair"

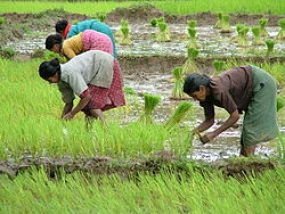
[55,20,68,33]
[39,58,60,80]
[45,33,63,50]
[183,73,211,94]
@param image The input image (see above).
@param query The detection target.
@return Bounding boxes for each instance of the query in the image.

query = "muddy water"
[5,23,284,162]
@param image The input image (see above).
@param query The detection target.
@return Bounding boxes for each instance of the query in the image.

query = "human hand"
[200,132,215,144]
[63,112,74,120]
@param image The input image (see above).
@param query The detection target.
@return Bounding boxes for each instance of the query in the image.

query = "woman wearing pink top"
[45,30,114,60]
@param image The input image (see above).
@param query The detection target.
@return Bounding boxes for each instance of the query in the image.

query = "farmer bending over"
[45,30,114,61]
[183,65,278,157]
[55,19,117,58]
[39,50,125,125]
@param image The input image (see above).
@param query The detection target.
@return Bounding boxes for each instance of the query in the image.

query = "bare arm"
[61,102,73,118]
[63,94,92,119]
[201,109,240,143]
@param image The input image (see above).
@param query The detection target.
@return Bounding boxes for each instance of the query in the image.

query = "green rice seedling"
[96,13,106,22]
[259,18,270,37]
[138,93,162,124]
[212,60,226,75]
[231,23,245,43]
[251,26,264,46]
[219,14,233,33]
[120,25,132,45]
[170,66,188,100]
[237,25,250,47]
[0,17,5,25]
[182,47,200,74]
[150,18,157,27]
[265,39,275,57]
[156,16,165,23]
[187,27,201,49]
[155,21,171,42]
[187,19,197,29]
[277,18,285,41]
[119,19,132,45]
[0,47,16,59]
[277,96,285,112]
[214,12,223,29]
[164,101,193,130]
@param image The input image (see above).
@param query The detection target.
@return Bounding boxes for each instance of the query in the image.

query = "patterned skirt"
[82,29,114,56]
[81,60,125,115]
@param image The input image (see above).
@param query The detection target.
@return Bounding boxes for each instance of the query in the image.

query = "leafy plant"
[219,14,233,33]
[170,66,188,100]
[251,26,264,45]
[164,101,193,129]
[265,39,275,57]
[182,47,200,74]
[277,18,285,41]
[138,93,162,124]
[155,21,171,42]
[259,18,270,37]
[213,60,226,75]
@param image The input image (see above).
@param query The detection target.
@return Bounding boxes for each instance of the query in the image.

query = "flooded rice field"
[4,21,285,163]
[7,23,285,57]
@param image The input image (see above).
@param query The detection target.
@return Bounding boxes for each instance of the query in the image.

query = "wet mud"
[1,4,285,178]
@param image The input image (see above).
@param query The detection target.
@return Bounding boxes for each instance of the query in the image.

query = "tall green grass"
[0,165,285,213]
[0,0,284,15]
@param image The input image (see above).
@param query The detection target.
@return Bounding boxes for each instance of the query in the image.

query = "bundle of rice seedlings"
[212,60,225,76]
[214,12,223,29]
[150,18,157,27]
[182,47,200,75]
[187,20,197,29]
[265,39,275,57]
[123,86,139,106]
[277,18,285,41]
[219,14,233,33]
[251,26,264,46]
[138,93,162,124]
[155,21,171,42]
[96,13,106,22]
[170,66,188,100]
[259,18,269,37]
[277,96,285,112]
[115,19,128,39]
[187,27,201,49]
[120,25,132,45]
[231,23,245,43]
[164,101,193,130]
[237,25,250,47]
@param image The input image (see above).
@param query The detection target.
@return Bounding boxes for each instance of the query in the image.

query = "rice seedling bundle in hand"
[138,93,162,124]
[170,66,188,100]
[182,47,200,75]
[164,101,193,130]
[277,18,285,41]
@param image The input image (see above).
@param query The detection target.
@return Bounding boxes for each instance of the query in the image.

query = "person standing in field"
[45,29,114,61]
[55,19,117,58]
[183,65,278,157]
[38,50,125,124]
